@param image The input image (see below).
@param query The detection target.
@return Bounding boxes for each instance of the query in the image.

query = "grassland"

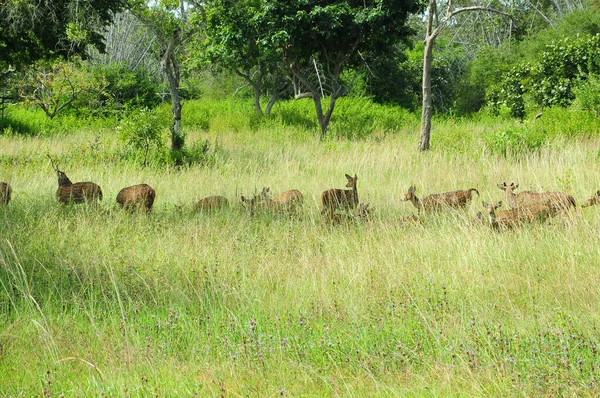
[2,103,600,396]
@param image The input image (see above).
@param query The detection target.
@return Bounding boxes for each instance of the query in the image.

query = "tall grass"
[1,100,600,395]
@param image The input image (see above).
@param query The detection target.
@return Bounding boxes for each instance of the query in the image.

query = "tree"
[419,0,513,151]
[129,0,200,155]
[0,0,125,73]
[277,0,423,137]
[197,0,287,116]
[205,0,422,138]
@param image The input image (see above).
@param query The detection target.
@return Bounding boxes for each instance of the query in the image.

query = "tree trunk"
[162,31,184,153]
[419,36,434,151]
[252,82,263,116]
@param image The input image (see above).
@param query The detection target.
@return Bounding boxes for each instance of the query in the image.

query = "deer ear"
[345,174,351,180]
[354,174,358,180]
[596,190,600,196]
[497,183,505,190]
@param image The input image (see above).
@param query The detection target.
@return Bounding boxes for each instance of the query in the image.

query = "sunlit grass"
[2,120,600,395]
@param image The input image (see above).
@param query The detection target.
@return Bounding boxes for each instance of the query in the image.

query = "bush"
[118,108,167,166]
[573,73,600,117]
[485,125,547,156]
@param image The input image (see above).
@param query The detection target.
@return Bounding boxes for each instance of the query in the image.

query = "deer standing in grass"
[582,191,600,208]
[482,201,552,230]
[50,157,102,205]
[0,182,12,206]
[321,174,359,221]
[194,196,229,213]
[116,184,156,212]
[403,185,479,213]
[497,182,576,215]
[241,187,304,216]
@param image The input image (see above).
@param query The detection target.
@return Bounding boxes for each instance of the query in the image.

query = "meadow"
[1,99,600,396]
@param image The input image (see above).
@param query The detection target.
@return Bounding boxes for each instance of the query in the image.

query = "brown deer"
[497,182,576,215]
[241,187,304,216]
[327,202,374,225]
[0,182,12,206]
[581,191,600,208]
[50,157,102,205]
[321,174,359,220]
[194,195,229,213]
[116,184,156,212]
[482,201,552,230]
[403,185,479,213]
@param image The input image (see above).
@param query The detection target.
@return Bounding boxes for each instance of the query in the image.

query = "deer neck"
[351,183,358,206]
[410,194,422,211]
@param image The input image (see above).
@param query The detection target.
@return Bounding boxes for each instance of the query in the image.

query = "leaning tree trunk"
[162,30,183,152]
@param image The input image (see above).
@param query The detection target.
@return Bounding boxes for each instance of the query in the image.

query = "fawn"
[403,185,479,212]
[482,201,552,230]
[242,187,304,216]
[581,191,600,208]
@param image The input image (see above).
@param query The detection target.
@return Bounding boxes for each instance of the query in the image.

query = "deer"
[497,182,576,216]
[0,182,12,206]
[194,195,229,213]
[241,187,304,217]
[403,185,479,213]
[327,202,374,225]
[116,184,156,212]
[581,191,600,208]
[321,174,359,221]
[482,201,553,230]
[49,157,103,205]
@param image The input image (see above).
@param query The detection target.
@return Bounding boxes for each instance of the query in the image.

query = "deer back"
[194,195,229,212]
[0,182,12,206]
[117,184,156,211]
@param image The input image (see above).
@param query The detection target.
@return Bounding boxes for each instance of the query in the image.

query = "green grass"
[2,104,600,396]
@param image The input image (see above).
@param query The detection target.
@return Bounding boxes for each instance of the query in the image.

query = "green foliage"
[118,108,167,166]
[83,62,161,114]
[0,105,118,136]
[485,124,547,156]
[18,58,103,119]
[0,0,124,71]
[491,34,600,118]
[573,73,600,117]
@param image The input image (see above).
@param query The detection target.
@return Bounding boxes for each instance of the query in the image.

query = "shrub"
[118,108,167,166]
[573,73,600,117]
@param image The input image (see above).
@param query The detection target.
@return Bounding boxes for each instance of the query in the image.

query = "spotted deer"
[194,195,229,213]
[497,182,576,215]
[403,185,479,213]
[0,182,12,206]
[116,184,156,212]
[241,187,303,216]
[49,157,102,205]
[321,174,359,221]
[482,201,553,230]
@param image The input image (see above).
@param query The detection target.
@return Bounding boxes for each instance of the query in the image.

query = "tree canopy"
[0,0,125,70]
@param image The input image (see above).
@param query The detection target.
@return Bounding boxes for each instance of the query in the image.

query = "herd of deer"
[1,161,600,230]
